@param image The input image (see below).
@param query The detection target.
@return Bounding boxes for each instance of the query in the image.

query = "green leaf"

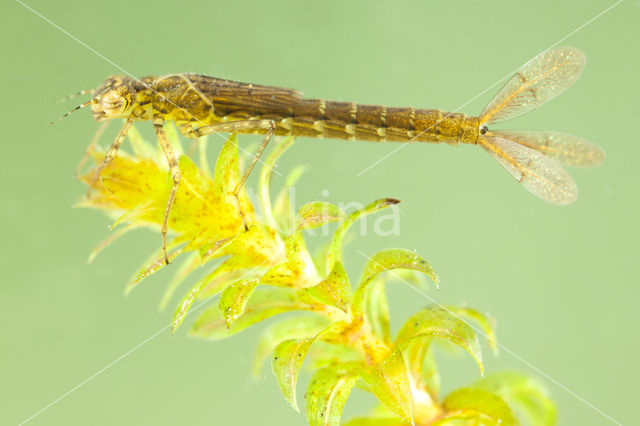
[171,278,207,335]
[473,372,555,426]
[271,163,307,235]
[253,314,330,378]
[305,365,359,426]
[305,342,364,373]
[108,200,153,230]
[158,251,202,311]
[272,322,346,412]
[436,387,520,426]
[212,134,241,207]
[421,350,441,399]
[296,201,346,231]
[259,137,295,230]
[260,232,318,288]
[404,343,441,399]
[328,198,401,268]
[126,243,184,295]
[285,164,308,187]
[366,278,391,345]
[189,287,318,340]
[194,134,212,178]
[219,279,259,328]
[170,254,257,334]
[447,306,498,354]
[305,261,352,312]
[177,154,202,185]
[312,242,332,277]
[395,306,483,375]
[352,248,438,316]
[196,253,267,299]
[357,351,413,423]
[273,338,315,412]
[87,223,140,264]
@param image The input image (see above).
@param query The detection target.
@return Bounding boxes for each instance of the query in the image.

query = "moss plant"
[79,125,556,425]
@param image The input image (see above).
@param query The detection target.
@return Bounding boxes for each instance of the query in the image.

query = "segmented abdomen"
[285,99,478,144]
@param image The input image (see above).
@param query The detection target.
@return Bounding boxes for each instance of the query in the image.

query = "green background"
[2,0,637,424]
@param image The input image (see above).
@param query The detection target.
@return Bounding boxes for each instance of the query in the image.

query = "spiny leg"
[153,115,182,265]
[76,120,109,179]
[89,116,134,192]
[190,119,276,230]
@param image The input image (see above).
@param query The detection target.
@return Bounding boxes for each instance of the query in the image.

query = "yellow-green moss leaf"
[395,307,483,375]
[213,134,240,201]
[259,137,295,230]
[352,249,438,316]
[171,279,207,334]
[357,351,413,423]
[189,287,318,340]
[272,322,346,412]
[169,255,258,334]
[87,223,140,264]
[436,388,519,426]
[272,337,315,412]
[126,244,184,295]
[447,306,498,354]
[473,372,555,426]
[159,252,202,311]
[253,314,330,378]
[305,261,352,312]
[328,198,401,267]
[306,341,364,371]
[405,345,441,399]
[260,232,317,288]
[219,279,260,328]
[366,278,391,344]
[305,365,359,426]
[271,164,307,235]
[296,201,346,231]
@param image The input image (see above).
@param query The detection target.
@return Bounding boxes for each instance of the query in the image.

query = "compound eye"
[101,90,128,116]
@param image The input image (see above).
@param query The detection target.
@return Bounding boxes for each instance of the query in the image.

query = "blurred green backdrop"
[2,0,637,424]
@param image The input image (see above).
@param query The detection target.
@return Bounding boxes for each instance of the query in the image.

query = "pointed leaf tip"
[272,321,346,412]
[352,249,438,316]
[253,315,329,379]
[219,279,259,328]
[474,372,556,426]
[395,307,484,375]
[272,338,314,412]
[383,198,401,205]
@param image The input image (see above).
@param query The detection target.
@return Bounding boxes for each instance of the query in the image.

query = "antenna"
[56,89,95,104]
[49,100,93,125]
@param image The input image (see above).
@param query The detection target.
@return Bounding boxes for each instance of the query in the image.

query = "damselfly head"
[90,76,138,121]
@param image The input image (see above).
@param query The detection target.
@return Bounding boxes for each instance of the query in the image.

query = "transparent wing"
[481,134,577,205]
[480,47,585,125]
[488,130,605,168]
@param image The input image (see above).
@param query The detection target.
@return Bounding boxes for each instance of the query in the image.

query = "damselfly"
[60,46,604,263]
